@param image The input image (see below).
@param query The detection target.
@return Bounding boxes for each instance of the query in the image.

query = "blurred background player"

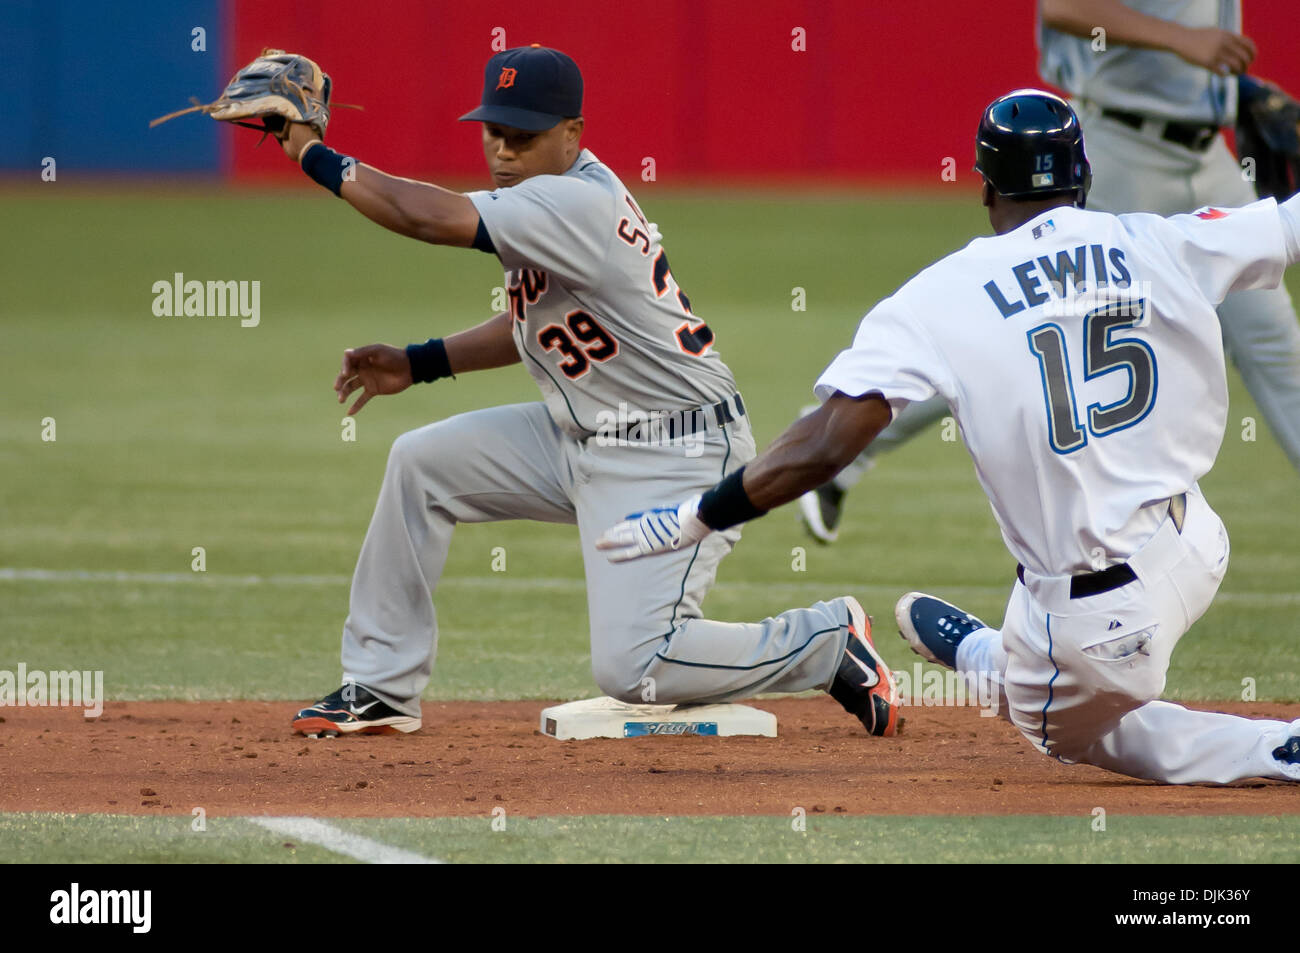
[799,0,1300,545]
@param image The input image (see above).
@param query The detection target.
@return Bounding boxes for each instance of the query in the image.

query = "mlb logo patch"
[1032,219,1056,239]
[1031,172,1055,188]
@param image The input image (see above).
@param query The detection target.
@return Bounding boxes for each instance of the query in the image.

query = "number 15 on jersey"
[1027,299,1158,455]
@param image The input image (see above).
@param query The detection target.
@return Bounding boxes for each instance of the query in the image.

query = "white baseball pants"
[956,487,1300,783]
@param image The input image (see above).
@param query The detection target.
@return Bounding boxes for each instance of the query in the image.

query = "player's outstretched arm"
[281,124,481,247]
[1040,0,1256,75]
[335,312,519,415]
[739,393,892,512]
[597,393,892,562]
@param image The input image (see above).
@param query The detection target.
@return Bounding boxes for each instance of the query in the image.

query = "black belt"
[605,392,746,443]
[1017,494,1187,599]
[1099,108,1219,153]
[1017,561,1137,599]
[711,392,746,426]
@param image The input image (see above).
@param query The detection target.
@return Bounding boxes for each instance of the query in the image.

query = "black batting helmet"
[975,89,1092,207]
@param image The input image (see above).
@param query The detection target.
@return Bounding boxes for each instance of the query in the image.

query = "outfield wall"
[3,0,1297,182]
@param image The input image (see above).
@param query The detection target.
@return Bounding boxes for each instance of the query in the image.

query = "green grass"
[3,812,1298,864]
[2,190,1297,864]
[2,188,1296,704]
[0,812,340,864]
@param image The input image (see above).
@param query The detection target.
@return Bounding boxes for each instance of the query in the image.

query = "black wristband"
[300,141,350,197]
[405,338,454,384]
[697,466,767,531]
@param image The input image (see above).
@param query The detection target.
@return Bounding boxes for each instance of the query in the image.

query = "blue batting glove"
[595,494,711,562]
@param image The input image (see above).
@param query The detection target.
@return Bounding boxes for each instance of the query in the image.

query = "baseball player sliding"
[601,90,1300,784]
[232,46,898,737]
[798,0,1300,545]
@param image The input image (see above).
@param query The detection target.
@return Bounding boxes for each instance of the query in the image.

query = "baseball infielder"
[285,46,899,737]
[799,0,1300,545]
[601,90,1300,784]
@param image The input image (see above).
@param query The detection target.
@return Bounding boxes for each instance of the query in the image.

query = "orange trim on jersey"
[623,193,649,230]
[507,268,549,321]
[674,319,715,356]
[566,308,619,363]
[537,323,590,379]
[616,218,652,255]
[518,269,548,301]
[652,249,671,297]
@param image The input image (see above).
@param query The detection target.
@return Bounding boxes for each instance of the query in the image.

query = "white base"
[539,696,777,740]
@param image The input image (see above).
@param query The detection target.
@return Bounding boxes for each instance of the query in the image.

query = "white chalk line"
[1,567,1296,607]
[248,816,443,865]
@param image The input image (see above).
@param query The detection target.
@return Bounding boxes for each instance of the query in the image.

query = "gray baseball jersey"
[468,149,738,437]
[1038,0,1240,125]
[337,150,861,719]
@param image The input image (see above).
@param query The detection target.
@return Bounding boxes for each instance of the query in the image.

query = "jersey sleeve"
[467,176,612,290]
[813,294,950,415]
[1145,199,1289,306]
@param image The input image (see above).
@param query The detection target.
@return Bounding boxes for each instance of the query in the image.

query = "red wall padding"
[228,0,1300,185]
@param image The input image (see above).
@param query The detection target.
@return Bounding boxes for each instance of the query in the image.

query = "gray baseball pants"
[338,402,851,716]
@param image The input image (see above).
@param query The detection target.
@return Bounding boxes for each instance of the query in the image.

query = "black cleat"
[1273,735,1300,765]
[828,597,901,737]
[292,684,421,737]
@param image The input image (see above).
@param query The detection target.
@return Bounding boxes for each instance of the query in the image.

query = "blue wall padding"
[0,0,224,172]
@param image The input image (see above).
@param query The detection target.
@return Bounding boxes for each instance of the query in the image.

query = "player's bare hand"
[1173,27,1256,75]
[596,495,711,562]
[334,344,413,416]
[279,121,322,162]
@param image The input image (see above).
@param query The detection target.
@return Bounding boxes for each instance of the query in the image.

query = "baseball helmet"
[975,89,1092,207]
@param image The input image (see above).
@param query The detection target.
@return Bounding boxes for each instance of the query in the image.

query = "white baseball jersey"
[1038,0,1239,125]
[468,149,738,437]
[815,199,1289,576]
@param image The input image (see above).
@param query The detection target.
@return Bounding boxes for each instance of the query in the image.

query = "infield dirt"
[3,698,1297,817]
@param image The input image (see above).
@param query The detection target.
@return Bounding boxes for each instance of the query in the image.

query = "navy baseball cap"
[459,45,583,132]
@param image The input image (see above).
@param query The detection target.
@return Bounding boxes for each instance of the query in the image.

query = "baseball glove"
[1237,75,1300,201]
[150,49,336,141]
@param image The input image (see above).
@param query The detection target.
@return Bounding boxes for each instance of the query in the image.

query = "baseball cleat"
[828,597,901,737]
[292,684,421,736]
[798,482,846,545]
[895,592,989,670]
[1274,735,1300,765]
